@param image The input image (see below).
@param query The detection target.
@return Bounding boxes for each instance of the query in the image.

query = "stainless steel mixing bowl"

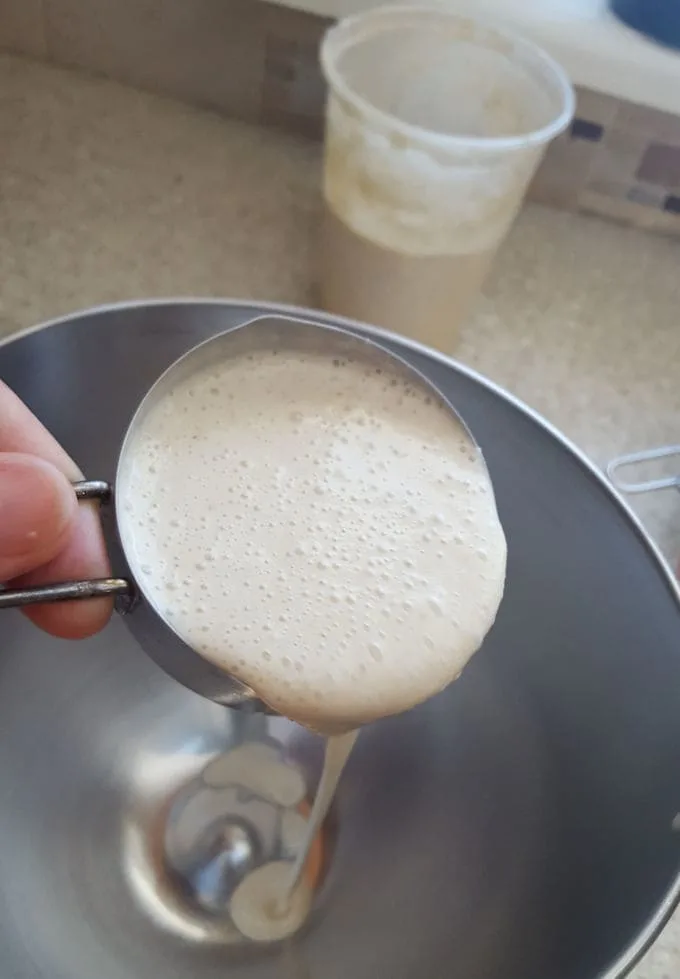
[1,299,679,979]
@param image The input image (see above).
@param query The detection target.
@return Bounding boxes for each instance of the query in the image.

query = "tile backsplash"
[2,0,680,235]
[531,87,680,233]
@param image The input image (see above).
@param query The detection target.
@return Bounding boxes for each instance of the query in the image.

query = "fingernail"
[0,454,76,571]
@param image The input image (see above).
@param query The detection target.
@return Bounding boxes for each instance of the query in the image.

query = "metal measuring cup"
[0,314,483,711]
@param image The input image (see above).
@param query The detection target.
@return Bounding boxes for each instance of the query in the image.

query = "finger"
[0,380,82,477]
[0,453,77,580]
[0,380,113,637]
[13,498,113,639]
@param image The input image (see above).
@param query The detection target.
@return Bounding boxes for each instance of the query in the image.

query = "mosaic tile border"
[530,86,680,232]
[2,0,680,234]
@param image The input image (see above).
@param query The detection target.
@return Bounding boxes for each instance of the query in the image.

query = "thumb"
[0,453,77,582]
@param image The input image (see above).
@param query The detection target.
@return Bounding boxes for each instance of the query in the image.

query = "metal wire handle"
[606,445,680,495]
[0,480,134,610]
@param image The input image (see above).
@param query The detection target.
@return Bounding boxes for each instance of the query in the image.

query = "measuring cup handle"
[73,479,114,502]
[0,578,133,609]
[0,479,135,611]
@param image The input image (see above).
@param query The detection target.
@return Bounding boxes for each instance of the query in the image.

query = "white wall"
[270,0,680,114]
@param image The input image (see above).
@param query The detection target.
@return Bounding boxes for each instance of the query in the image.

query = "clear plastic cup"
[318,6,574,351]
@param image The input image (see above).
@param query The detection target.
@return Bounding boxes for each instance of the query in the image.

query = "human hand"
[0,380,112,638]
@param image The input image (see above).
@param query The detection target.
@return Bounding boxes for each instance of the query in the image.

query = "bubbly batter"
[118,346,506,730]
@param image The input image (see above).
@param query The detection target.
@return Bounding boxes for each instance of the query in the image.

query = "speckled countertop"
[0,54,679,977]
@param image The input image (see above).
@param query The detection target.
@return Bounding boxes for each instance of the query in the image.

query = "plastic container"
[318,6,575,351]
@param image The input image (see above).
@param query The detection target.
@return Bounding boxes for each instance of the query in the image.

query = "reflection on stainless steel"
[162,738,314,936]
[0,300,679,979]
[113,694,317,949]
[186,818,261,911]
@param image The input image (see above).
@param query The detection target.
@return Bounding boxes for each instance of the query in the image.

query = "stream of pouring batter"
[227,730,359,941]
[284,730,359,899]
